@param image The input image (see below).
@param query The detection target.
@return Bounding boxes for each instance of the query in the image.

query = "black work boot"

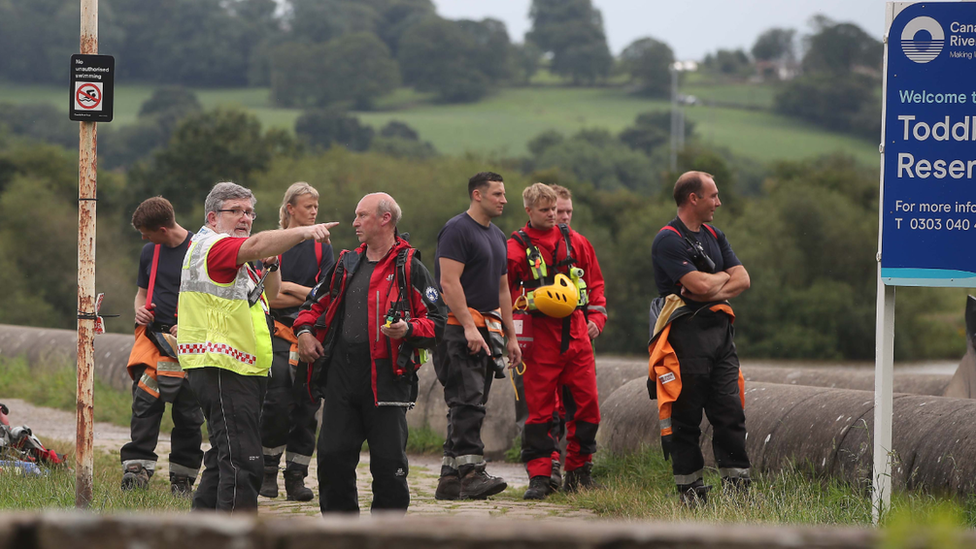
[284,469,314,502]
[678,481,711,509]
[459,463,507,499]
[259,466,279,498]
[722,475,752,496]
[170,473,194,498]
[523,475,554,500]
[120,463,150,491]
[549,460,563,492]
[564,462,600,493]
[435,473,460,500]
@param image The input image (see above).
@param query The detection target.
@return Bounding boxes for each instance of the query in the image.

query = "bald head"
[354,192,401,246]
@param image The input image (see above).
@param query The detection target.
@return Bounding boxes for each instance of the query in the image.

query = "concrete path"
[1,397,595,519]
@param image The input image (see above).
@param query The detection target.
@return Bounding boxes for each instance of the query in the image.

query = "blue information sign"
[882,2,976,286]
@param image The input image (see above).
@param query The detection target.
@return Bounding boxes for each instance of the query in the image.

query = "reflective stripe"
[456,454,484,466]
[169,463,199,478]
[178,341,257,366]
[122,459,156,474]
[288,351,300,364]
[586,305,607,315]
[719,467,751,480]
[139,372,159,393]
[441,456,458,469]
[376,401,414,407]
[156,360,184,373]
[673,470,703,486]
[286,452,312,466]
[659,417,672,430]
[263,445,286,456]
[484,317,503,333]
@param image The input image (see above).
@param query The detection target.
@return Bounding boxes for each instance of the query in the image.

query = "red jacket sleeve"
[577,234,607,332]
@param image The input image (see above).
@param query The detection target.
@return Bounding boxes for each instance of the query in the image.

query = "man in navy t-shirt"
[121,196,203,496]
[432,172,522,500]
[649,171,752,508]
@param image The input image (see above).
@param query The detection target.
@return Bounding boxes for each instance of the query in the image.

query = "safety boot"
[523,475,554,500]
[722,475,752,497]
[259,466,279,498]
[678,481,711,510]
[170,473,194,498]
[120,463,150,491]
[564,462,600,493]
[549,460,563,492]
[284,469,314,502]
[435,473,460,500]
[459,463,507,499]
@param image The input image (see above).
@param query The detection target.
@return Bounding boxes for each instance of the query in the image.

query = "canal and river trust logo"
[902,16,945,64]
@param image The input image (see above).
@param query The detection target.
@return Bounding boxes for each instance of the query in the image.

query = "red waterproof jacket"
[507,223,608,346]
[294,237,446,406]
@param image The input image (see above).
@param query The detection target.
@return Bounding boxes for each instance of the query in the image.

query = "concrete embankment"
[599,379,976,495]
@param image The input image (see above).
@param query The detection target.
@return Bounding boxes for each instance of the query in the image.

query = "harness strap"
[144,244,161,311]
[315,241,323,283]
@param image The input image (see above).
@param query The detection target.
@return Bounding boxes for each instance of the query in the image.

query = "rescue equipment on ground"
[0,402,66,475]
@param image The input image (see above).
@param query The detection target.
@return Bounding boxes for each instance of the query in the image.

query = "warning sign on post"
[69,54,114,122]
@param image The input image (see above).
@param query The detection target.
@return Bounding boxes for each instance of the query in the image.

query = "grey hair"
[204,182,256,222]
[367,192,401,227]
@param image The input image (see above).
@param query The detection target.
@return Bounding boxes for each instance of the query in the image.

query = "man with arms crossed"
[433,172,521,500]
[648,171,751,508]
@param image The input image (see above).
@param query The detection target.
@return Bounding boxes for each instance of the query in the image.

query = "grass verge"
[0,438,190,511]
[558,447,976,533]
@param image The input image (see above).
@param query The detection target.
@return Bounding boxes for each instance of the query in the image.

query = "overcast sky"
[432,0,890,60]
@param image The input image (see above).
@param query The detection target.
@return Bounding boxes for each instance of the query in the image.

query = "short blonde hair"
[279,182,320,229]
[522,182,558,209]
[550,184,572,200]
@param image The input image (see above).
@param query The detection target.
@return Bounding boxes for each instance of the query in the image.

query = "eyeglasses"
[217,208,257,220]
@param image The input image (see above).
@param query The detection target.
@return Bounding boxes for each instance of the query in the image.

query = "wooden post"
[76,0,98,509]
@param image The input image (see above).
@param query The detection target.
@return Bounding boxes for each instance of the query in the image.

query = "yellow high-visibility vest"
[176,226,272,376]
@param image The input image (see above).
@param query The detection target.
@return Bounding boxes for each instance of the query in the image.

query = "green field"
[1,82,878,165]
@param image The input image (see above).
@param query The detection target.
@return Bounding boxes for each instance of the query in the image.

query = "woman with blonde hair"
[260,181,335,501]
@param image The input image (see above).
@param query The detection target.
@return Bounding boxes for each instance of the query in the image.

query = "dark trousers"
[667,311,750,485]
[260,336,319,473]
[187,367,267,512]
[433,324,494,472]
[120,366,204,478]
[317,341,409,514]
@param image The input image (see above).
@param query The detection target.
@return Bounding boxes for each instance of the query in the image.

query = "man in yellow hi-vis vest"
[178,182,337,512]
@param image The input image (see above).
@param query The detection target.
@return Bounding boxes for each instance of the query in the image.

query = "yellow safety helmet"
[533,274,579,319]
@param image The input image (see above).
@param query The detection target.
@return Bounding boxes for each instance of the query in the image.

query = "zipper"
[376,290,380,342]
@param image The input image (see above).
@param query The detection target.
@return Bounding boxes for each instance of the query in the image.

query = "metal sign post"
[876,1,976,523]
[76,0,98,508]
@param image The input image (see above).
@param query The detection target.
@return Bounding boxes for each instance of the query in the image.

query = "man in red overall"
[507,183,606,500]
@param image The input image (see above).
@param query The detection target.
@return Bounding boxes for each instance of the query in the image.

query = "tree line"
[0,98,964,361]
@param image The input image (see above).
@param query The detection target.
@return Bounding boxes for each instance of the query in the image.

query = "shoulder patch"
[425,286,439,302]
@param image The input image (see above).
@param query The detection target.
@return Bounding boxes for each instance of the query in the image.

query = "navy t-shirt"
[275,239,335,320]
[136,232,193,327]
[434,212,508,312]
[651,219,741,300]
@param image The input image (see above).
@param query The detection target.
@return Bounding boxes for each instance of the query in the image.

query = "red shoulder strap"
[703,224,717,238]
[144,244,161,311]
[659,225,682,236]
[315,241,323,282]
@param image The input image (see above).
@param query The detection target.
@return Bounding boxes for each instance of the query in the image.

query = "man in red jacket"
[507,183,606,500]
[295,192,446,514]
